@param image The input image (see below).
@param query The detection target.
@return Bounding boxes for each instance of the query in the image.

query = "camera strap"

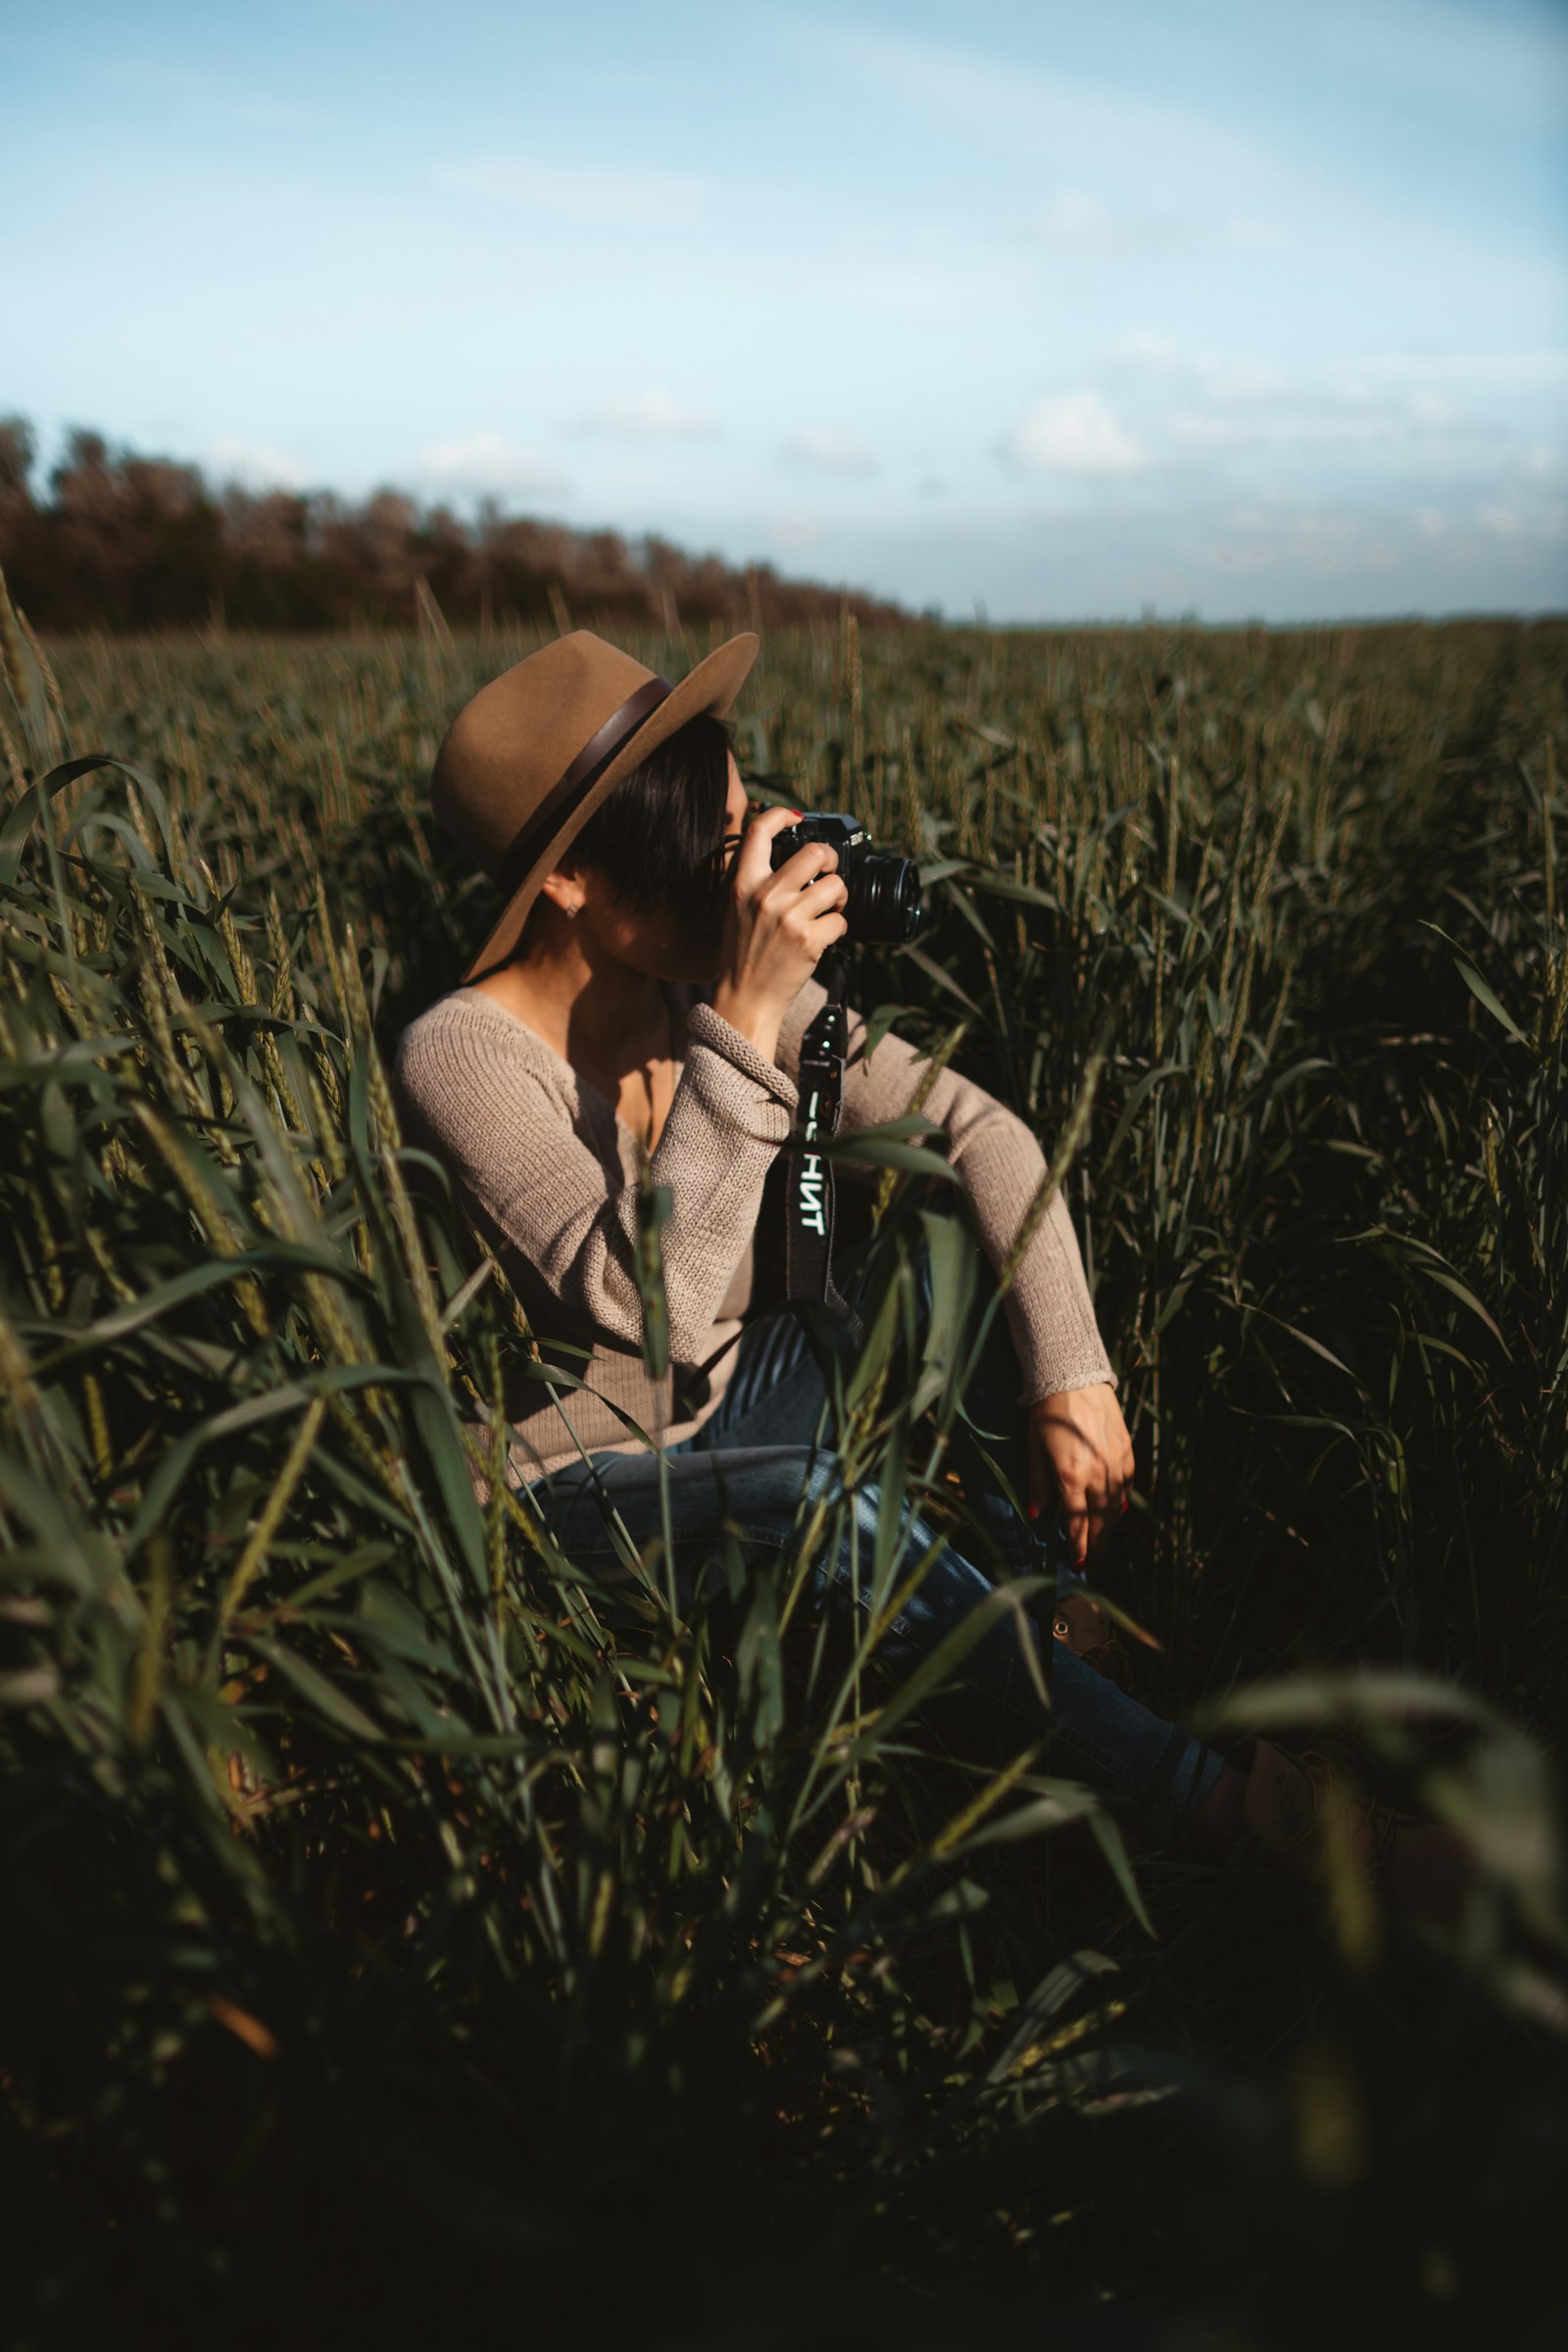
[784,953,853,1319]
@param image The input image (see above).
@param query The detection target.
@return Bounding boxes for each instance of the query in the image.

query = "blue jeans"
[528,1230,1222,1840]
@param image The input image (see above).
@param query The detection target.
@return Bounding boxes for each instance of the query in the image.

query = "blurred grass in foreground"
[2,611,1566,2348]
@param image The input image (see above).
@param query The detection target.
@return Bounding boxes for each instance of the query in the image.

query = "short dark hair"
[514,709,732,953]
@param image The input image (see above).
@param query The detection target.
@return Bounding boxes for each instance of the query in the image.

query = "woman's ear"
[537,865,586,918]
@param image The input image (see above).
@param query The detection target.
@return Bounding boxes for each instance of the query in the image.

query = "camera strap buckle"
[785,954,852,1319]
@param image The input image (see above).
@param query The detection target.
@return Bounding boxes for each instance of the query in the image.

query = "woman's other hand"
[710,807,850,1063]
[1028,1384,1135,1567]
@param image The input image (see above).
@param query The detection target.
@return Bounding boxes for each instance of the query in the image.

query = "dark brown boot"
[1244,1738,1475,1928]
[1052,1592,1134,1690]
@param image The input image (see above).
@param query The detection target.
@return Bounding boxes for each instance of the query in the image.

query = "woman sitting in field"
[396,627,1465,1918]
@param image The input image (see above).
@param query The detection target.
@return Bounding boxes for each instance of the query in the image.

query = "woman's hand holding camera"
[710,807,849,1064]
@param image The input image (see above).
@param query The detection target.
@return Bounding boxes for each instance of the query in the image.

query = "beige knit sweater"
[395,980,1113,1479]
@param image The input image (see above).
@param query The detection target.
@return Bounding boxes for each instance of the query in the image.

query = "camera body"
[768,811,924,946]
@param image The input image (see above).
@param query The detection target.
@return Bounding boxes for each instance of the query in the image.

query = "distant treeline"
[0,417,910,635]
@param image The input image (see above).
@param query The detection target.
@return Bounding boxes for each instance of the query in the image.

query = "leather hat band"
[493,672,672,903]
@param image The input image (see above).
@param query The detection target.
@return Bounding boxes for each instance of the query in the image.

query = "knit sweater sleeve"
[777,982,1114,1400]
[395,997,795,1362]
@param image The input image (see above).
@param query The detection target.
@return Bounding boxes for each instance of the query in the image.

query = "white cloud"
[783,430,875,474]
[434,160,709,231]
[1169,383,1484,455]
[1008,392,1146,476]
[1009,188,1279,260]
[773,517,821,545]
[1201,361,1288,401]
[997,486,1566,616]
[1294,517,1355,552]
[210,437,311,490]
[1353,351,1568,394]
[582,391,717,438]
[417,432,565,496]
[1114,333,1184,367]
[1111,341,1539,484]
[1408,391,1460,425]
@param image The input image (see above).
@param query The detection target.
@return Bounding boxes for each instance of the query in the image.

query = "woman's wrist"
[708,983,782,1067]
[1030,1377,1115,1406]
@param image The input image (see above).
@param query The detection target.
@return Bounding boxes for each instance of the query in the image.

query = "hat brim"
[460,631,760,984]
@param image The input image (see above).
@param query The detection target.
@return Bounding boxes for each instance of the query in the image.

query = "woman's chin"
[612,928,722,985]
[670,935,725,985]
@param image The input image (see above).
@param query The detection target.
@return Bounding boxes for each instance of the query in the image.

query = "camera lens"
[846,854,924,946]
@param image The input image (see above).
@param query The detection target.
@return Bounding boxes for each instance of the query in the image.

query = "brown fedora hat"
[431,627,760,982]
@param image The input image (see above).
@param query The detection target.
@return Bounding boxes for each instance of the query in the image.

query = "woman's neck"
[473,934,665,1072]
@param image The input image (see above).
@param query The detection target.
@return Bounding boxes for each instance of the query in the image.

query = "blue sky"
[6,0,1567,619]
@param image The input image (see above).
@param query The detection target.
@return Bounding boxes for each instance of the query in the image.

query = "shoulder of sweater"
[396,990,569,1105]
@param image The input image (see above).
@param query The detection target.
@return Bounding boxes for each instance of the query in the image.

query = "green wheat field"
[2,611,1565,2348]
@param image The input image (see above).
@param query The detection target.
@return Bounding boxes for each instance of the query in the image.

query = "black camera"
[768,811,924,946]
